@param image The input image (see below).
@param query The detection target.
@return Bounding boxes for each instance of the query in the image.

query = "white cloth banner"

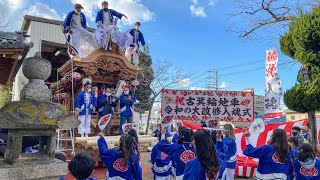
[161,89,254,125]
[235,119,320,157]
[264,49,283,120]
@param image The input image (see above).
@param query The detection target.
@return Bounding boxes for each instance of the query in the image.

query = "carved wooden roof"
[58,49,139,85]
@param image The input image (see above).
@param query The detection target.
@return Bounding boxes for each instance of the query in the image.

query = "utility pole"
[207,69,219,91]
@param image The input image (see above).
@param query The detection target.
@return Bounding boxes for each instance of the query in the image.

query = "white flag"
[264,49,282,120]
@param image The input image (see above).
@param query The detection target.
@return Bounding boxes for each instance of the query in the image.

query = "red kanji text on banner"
[161,89,254,124]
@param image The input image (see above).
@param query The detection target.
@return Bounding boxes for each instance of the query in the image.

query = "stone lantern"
[0,53,78,180]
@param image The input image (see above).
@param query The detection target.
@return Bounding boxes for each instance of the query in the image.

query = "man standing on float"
[95,1,129,50]
[97,88,117,135]
[119,87,136,135]
[75,82,97,137]
[125,22,147,66]
[63,4,98,55]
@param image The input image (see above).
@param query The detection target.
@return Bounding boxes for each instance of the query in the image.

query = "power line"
[219,61,297,77]
[218,59,262,70]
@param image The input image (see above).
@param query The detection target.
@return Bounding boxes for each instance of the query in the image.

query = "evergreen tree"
[280,6,320,151]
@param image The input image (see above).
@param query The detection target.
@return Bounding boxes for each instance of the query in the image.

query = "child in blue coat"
[183,129,227,180]
[155,128,196,180]
[151,131,172,180]
[69,152,97,180]
[98,132,142,180]
[288,137,299,161]
[294,143,320,179]
[222,124,237,180]
[244,129,294,180]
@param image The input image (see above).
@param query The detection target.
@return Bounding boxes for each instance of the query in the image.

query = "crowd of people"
[56,124,236,180]
[75,82,135,137]
[55,123,320,180]
[2,121,320,179]
[243,126,320,179]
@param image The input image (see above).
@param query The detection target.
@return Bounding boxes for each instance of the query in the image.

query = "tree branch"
[230,0,309,38]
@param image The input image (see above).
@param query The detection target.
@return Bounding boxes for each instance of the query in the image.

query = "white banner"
[264,49,283,120]
[161,89,254,124]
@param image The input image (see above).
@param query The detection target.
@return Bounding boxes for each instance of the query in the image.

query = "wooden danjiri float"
[49,45,156,162]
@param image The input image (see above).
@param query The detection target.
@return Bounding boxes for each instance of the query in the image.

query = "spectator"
[69,152,97,180]
[288,137,299,161]
[294,144,320,179]
[244,129,294,179]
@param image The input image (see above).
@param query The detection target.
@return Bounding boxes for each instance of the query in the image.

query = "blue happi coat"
[98,137,142,180]
[172,133,179,144]
[156,140,196,176]
[119,94,136,116]
[215,140,227,161]
[291,147,298,161]
[165,130,171,138]
[95,9,124,25]
[183,156,227,180]
[151,141,172,177]
[244,144,294,180]
[294,159,320,179]
[97,95,117,117]
[75,91,97,116]
[129,29,145,48]
[63,10,87,33]
[223,137,237,169]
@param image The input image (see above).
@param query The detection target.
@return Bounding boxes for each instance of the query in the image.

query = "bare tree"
[0,6,13,31]
[229,0,320,38]
[144,60,187,134]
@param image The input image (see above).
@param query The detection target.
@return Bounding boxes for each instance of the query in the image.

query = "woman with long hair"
[294,143,320,179]
[155,128,196,180]
[183,129,226,180]
[223,124,237,180]
[97,132,142,180]
[244,129,293,179]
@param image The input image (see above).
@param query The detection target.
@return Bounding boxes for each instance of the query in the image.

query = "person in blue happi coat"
[75,82,97,137]
[155,128,196,179]
[95,1,131,50]
[244,129,294,180]
[294,143,320,179]
[125,22,147,66]
[183,129,227,180]
[151,131,173,180]
[63,4,97,53]
[119,87,136,135]
[98,132,142,180]
[96,1,127,27]
[97,88,117,135]
[222,124,237,180]
[172,126,187,144]
[288,137,299,161]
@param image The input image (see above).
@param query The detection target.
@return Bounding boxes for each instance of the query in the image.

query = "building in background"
[284,109,320,121]
[12,15,67,101]
[254,95,264,119]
